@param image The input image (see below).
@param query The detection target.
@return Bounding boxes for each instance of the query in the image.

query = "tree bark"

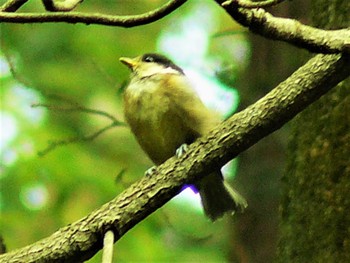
[277,0,350,262]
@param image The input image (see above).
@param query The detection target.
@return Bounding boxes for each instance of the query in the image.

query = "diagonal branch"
[0,0,28,12]
[216,0,350,54]
[222,0,286,9]
[0,0,188,27]
[1,53,349,263]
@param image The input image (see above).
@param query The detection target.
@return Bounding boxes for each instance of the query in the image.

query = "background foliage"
[0,0,302,262]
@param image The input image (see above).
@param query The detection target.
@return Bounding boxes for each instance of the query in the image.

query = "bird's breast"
[124,79,193,164]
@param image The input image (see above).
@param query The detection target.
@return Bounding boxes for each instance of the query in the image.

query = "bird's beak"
[119,57,138,71]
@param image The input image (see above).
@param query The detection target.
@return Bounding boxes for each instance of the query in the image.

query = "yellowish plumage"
[121,54,247,221]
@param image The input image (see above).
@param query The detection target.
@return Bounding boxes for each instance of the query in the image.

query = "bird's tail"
[197,171,247,221]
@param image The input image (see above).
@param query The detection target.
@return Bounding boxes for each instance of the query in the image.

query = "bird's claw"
[145,166,157,177]
[176,143,189,158]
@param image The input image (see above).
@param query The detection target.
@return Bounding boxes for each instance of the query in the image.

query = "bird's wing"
[164,74,221,138]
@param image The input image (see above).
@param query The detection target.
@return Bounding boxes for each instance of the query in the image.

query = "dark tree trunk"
[277,0,350,262]
[230,2,309,262]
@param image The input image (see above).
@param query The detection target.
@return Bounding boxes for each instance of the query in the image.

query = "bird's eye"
[144,56,154,63]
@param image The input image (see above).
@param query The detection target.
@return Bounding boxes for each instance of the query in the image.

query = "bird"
[120,53,247,221]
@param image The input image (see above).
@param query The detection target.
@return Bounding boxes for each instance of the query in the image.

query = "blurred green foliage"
[0,0,249,262]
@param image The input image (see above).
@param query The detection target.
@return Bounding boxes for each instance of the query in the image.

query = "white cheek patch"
[128,66,182,97]
[159,67,181,75]
[141,66,181,78]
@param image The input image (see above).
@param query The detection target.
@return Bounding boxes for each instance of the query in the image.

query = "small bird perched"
[120,53,247,221]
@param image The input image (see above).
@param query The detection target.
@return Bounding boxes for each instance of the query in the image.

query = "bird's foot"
[144,166,157,177]
[176,143,189,158]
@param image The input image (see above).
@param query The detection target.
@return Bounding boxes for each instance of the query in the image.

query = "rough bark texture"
[277,0,350,262]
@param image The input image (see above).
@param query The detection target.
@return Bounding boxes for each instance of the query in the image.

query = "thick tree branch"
[0,0,188,27]
[216,0,350,54]
[1,53,349,263]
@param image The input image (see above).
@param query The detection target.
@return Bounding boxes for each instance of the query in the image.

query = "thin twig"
[42,0,84,12]
[0,0,188,27]
[102,231,114,263]
[32,98,125,156]
[32,103,123,125]
[33,99,125,156]
[37,122,121,156]
[0,0,28,12]
[222,0,286,8]
[1,48,33,88]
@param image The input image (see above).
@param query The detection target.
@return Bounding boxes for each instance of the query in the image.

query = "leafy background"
[0,0,302,262]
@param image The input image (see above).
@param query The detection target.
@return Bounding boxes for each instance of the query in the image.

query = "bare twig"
[0,0,28,12]
[32,103,123,125]
[4,51,125,156]
[102,231,114,263]
[42,0,84,12]
[32,97,125,156]
[0,0,188,27]
[222,0,285,8]
[37,122,121,156]
[1,48,33,88]
[216,0,350,54]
